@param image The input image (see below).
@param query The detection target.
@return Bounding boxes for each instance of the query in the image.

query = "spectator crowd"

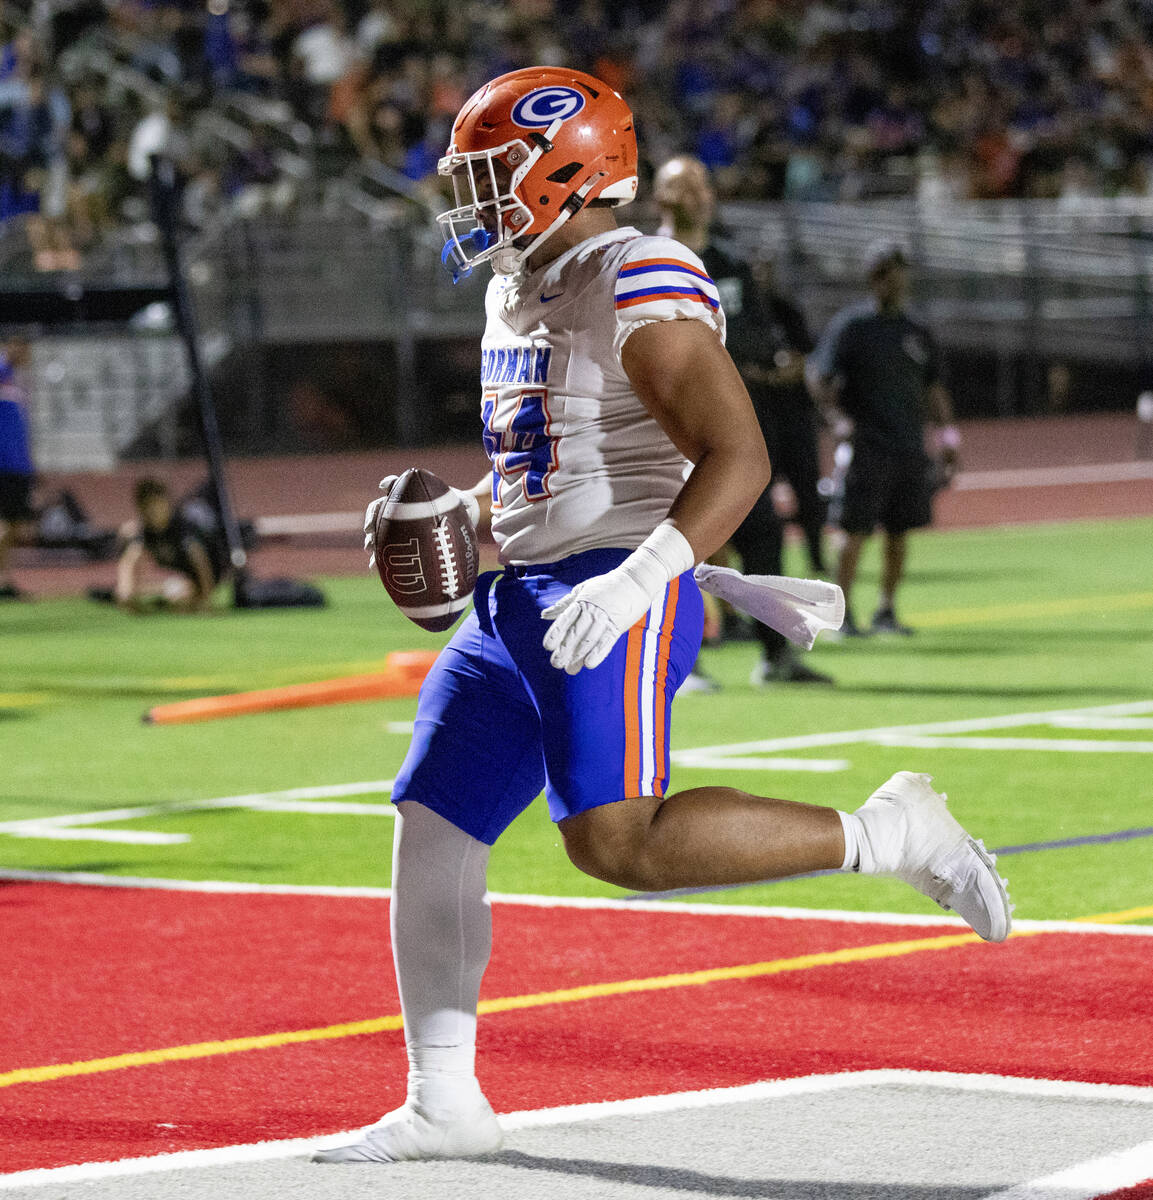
[4,0,1153,268]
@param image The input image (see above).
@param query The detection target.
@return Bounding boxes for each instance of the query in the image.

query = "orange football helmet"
[437,66,638,280]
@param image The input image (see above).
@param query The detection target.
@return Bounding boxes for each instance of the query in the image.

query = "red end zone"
[2,880,1152,1175]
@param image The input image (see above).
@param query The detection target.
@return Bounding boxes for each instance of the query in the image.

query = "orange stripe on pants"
[622,619,646,796]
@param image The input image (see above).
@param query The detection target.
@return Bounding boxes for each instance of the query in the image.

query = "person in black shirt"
[654,155,832,686]
[808,242,960,637]
[115,477,228,612]
[741,254,830,578]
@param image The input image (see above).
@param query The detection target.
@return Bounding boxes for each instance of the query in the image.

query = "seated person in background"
[114,477,228,612]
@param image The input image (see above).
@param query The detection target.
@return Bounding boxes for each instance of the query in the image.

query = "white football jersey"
[479,226,725,564]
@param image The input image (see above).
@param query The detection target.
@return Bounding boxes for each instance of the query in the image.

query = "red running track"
[2,881,1152,1174]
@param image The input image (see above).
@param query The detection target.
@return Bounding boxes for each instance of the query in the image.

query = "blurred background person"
[654,154,832,687]
[807,241,960,638]
[113,477,229,613]
[746,251,829,578]
[0,337,35,600]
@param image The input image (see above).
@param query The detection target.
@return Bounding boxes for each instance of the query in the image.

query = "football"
[372,467,479,632]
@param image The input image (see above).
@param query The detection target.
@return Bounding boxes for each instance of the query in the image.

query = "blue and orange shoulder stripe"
[614,253,721,313]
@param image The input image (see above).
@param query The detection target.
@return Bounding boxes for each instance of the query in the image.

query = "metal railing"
[8,194,1153,464]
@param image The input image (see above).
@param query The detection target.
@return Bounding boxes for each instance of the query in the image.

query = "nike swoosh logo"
[539,292,564,303]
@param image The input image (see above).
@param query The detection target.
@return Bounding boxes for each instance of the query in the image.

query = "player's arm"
[114,539,145,607]
[926,381,961,474]
[927,381,954,427]
[805,361,838,408]
[805,317,852,435]
[923,325,961,474]
[621,318,770,562]
[461,473,493,537]
[179,538,216,609]
[742,294,810,388]
[542,321,771,675]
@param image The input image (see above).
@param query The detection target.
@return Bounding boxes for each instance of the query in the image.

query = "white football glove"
[364,475,481,570]
[541,522,695,674]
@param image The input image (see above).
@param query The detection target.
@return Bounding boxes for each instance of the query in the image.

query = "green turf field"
[2,516,1151,924]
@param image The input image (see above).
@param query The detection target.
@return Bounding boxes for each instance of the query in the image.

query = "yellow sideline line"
[1073,904,1153,924]
[0,692,50,707]
[912,590,1153,628]
[4,903,1149,1091]
[0,1016,406,1089]
[0,928,1002,1091]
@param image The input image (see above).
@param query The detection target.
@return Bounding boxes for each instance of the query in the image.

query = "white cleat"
[854,771,1013,943]
[310,1100,503,1163]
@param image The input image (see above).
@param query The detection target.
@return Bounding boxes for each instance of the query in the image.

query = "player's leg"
[0,516,13,592]
[880,529,907,600]
[0,473,34,598]
[833,530,869,635]
[314,799,504,1164]
[833,444,885,636]
[871,455,933,635]
[524,560,1008,943]
[783,405,830,575]
[728,487,831,684]
[870,529,912,634]
[562,772,1010,942]
[562,786,844,887]
[514,558,841,883]
[768,399,829,575]
[313,606,545,1163]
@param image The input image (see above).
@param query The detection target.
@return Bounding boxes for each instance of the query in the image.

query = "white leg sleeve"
[391,800,492,1118]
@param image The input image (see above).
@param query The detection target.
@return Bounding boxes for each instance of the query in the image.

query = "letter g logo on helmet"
[511,86,587,128]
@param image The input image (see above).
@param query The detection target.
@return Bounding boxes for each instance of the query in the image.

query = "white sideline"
[954,460,1153,490]
[2,867,1152,937]
[978,1137,1153,1199]
[2,1070,1152,1190]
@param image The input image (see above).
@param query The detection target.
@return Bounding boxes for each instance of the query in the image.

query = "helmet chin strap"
[497,171,608,276]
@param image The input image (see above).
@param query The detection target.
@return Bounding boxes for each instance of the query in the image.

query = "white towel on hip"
[692,565,845,650]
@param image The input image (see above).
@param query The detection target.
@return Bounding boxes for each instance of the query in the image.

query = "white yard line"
[870,735,1153,752]
[671,699,1153,769]
[3,702,1151,845]
[2,1069,1151,1189]
[0,782,397,844]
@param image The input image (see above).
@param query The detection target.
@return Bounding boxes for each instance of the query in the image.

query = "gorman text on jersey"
[481,344,553,387]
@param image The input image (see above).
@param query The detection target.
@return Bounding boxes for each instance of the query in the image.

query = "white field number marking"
[3,701,1152,846]
[671,699,1153,771]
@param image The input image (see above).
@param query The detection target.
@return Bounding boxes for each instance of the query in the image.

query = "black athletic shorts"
[0,472,34,523]
[839,443,934,535]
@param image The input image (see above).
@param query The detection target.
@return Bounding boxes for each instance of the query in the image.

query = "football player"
[313,67,1010,1165]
